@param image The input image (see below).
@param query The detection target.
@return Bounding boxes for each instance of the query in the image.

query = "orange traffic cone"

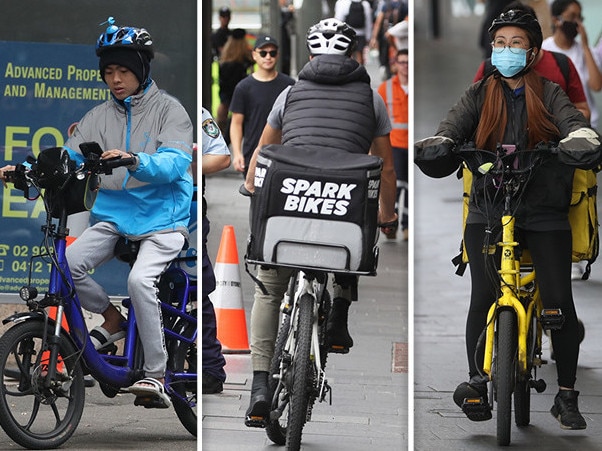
[210,225,250,353]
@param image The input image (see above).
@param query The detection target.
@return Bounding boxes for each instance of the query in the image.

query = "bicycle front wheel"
[514,313,536,427]
[286,293,315,450]
[266,312,292,446]
[495,309,517,446]
[0,321,85,449]
[167,309,197,437]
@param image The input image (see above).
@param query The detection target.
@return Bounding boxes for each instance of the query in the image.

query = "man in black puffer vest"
[242,18,398,427]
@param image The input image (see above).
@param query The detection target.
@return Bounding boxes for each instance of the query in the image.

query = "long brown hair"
[474,65,560,151]
[220,33,252,64]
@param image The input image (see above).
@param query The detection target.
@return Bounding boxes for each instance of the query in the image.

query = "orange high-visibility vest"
[378,76,409,148]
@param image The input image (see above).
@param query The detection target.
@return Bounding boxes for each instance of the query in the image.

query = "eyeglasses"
[491,38,531,54]
[257,50,278,58]
[396,60,409,65]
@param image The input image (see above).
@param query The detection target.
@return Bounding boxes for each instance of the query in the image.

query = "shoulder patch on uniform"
[202,118,221,139]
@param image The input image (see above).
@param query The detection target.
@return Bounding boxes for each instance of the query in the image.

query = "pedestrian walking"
[377,48,409,240]
[229,34,295,177]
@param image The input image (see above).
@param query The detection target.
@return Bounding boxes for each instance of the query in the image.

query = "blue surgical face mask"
[491,47,528,78]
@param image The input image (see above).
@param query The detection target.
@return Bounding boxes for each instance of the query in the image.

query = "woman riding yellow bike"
[415,8,602,430]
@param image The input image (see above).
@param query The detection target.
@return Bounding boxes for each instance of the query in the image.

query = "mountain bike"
[0,145,197,449]
[261,268,332,450]
[455,144,568,446]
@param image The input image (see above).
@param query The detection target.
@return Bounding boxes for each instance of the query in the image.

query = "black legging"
[464,223,579,388]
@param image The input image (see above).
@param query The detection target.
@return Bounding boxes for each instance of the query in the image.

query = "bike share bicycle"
[0,145,197,449]
[455,143,591,446]
[240,144,393,450]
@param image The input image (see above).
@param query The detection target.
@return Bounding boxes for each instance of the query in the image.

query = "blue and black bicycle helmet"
[95,17,154,59]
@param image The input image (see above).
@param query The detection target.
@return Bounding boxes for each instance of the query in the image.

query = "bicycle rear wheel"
[286,293,315,450]
[495,309,517,446]
[0,321,85,449]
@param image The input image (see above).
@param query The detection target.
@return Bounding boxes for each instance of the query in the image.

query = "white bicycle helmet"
[306,18,357,56]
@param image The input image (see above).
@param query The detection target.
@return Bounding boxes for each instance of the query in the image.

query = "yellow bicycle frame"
[482,215,543,376]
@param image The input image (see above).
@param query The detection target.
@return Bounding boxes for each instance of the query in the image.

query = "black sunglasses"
[257,50,278,58]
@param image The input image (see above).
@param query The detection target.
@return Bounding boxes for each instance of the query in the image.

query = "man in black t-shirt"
[229,34,295,176]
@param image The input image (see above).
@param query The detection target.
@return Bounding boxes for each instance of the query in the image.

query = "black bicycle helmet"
[488,9,543,50]
[95,17,154,59]
[306,18,357,56]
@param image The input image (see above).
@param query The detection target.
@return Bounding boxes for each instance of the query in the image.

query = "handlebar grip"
[102,156,136,169]
[3,171,17,183]
[238,184,253,197]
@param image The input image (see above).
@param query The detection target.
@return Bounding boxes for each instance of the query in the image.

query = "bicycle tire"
[0,321,85,449]
[286,293,315,450]
[265,312,292,446]
[514,314,536,427]
[167,309,197,437]
[495,309,517,446]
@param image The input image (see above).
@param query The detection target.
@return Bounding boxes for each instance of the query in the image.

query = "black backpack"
[346,1,366,28]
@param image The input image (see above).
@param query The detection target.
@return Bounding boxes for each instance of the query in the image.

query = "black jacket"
[436,77,600,231]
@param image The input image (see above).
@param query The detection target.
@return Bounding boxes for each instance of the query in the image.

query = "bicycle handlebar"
[5,153,134,188]
[455,143,558,178]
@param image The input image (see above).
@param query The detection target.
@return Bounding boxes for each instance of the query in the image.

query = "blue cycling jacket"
[64,80,194,239]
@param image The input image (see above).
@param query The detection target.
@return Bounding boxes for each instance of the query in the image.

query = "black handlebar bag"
[33,147,99,218]
[247,144,382,275]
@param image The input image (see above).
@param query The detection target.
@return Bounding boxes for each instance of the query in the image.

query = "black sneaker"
[202,372,224,394]
[326,298,354,354]
[550,390,587,430]
[245,371,270,428]
[453,375,492,422]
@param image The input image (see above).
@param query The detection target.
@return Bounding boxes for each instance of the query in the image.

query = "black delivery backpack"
[246,144,382,275]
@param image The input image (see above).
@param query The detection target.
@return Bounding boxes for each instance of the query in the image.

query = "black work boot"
[244,371,270,427]
[326,298,353,354]
[202,372,223,394]
[453,374,492,421]
[550,389,587,430]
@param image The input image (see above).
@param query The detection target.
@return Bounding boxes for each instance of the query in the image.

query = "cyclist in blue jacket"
[63,18,194,408]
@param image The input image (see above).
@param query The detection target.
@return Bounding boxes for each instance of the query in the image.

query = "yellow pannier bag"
[453,166,599,279]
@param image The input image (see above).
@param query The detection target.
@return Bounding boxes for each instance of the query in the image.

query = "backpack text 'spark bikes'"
[0,145,197,449]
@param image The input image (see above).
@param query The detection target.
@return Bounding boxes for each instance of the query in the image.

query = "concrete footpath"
[414,10,602,451]
[201,169,409,450]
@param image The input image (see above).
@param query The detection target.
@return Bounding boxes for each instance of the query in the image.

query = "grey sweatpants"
[65,221,185,379]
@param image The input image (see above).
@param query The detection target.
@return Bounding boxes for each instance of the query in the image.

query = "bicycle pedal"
[97,343,118,355]
[461,397,492,422]
[529,378,547,393]
[244,415,268,428]
[540,309,564,330]
[133,395,165,409]
[328,345,349,354]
